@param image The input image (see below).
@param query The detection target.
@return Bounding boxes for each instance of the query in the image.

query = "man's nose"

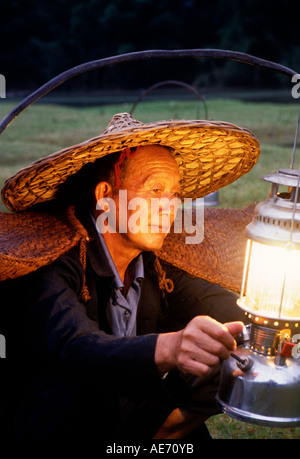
[159,196,180,221]
[158,196,173,213]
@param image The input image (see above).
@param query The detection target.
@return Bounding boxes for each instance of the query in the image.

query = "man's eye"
[172,191,181,198]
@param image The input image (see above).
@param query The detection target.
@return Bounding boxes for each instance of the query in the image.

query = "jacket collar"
[76,207,156,280]
[76,208,114,278]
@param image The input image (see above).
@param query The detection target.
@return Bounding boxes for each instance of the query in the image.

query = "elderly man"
[0,113,260,444]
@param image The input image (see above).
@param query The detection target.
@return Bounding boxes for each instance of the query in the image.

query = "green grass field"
[0,94,300,439]
[1,94,299,212]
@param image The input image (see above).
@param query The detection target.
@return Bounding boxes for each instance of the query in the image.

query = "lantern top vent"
[245,168,300,246]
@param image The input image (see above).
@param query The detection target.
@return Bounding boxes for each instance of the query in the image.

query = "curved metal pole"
[0,48,297,135]
[129,80,208,119]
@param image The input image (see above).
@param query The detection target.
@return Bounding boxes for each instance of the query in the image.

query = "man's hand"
[155,316,243,378]
[153,408,209,439]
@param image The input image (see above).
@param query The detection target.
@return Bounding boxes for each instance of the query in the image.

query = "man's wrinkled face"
[112,145,181,251]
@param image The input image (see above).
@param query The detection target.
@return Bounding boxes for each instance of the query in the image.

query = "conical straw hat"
[1,112,260,212]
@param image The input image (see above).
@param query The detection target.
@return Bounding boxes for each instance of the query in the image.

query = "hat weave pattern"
[1,113,260,212]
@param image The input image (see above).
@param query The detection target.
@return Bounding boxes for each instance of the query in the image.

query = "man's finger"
[190,317,241,353]
[224,321,244,338]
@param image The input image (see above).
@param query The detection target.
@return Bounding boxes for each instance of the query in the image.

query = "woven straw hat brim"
[1,113,260,212]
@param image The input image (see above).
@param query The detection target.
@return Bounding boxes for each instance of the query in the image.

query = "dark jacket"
[1,211,245,406]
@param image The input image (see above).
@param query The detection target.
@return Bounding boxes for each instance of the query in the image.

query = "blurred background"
[1,0,300,93]
[1,0,300,207]
[1,0,300,440]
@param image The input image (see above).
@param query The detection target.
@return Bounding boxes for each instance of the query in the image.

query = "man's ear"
[94,181,113,213]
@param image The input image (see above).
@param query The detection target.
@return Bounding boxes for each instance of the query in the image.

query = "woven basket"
[0,205,254,293]
[0,206,87,281]
[156,205,255,292]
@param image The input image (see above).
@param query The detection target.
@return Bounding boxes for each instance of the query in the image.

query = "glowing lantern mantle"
[239,168,300,322]
[239,240,300,321]
[216,168,300,427]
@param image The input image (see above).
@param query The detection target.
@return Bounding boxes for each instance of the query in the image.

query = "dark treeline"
[1,0,300,91]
